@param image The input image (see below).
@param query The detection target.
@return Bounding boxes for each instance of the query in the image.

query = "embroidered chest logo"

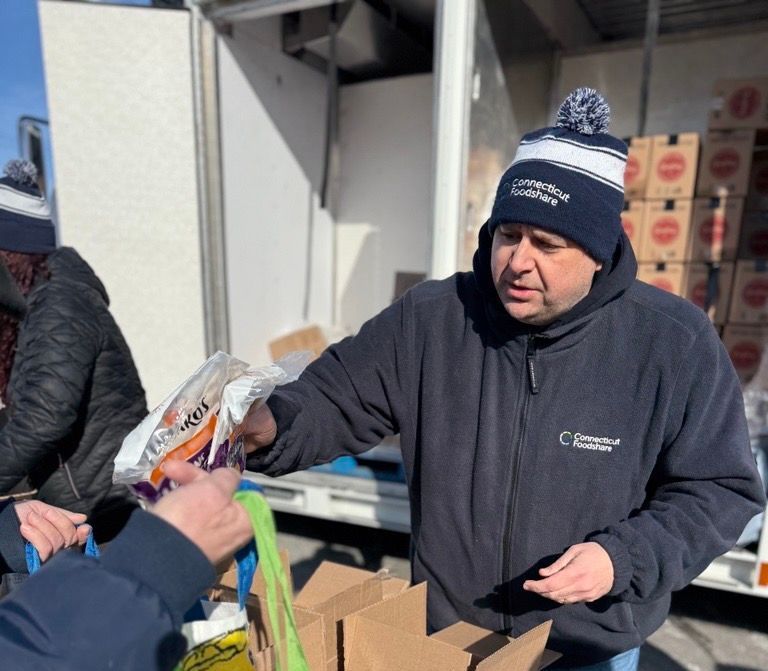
[559,431,620,453]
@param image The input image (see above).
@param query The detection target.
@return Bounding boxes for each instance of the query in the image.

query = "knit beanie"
[0,160,56,254]
[488,88,627,263]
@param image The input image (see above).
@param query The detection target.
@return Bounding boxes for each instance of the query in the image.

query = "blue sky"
[0,0,48,168]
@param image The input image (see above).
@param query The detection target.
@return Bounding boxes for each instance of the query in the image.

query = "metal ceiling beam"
[195,0,334,23]
[520,0,601,49]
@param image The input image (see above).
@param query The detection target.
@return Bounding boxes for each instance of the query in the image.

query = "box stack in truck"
[621,78,768,387]
[706,78,768,385]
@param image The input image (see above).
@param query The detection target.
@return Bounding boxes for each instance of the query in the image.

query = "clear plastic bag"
[113,351,308,502]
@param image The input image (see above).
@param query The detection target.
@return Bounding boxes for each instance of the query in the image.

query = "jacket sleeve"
[0,500,26,574]
[0,510,214,671]
[0,291,101,492]
[590,324,767,603]
[247,297,412,476]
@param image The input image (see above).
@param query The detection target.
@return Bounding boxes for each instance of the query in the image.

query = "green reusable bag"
[176,485,310,671]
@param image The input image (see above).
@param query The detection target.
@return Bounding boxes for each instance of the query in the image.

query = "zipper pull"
[527,337,539,394]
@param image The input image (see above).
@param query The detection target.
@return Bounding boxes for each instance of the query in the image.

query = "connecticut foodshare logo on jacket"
[559,430,621,453]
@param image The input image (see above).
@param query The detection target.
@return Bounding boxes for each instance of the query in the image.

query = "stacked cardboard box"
[620,79,768,378]
[707,78,768,384]
[209,555,559,671]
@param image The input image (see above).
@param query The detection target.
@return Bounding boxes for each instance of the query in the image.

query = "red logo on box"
[621,216,634,239]
[625,155,640,185]
[748,230,768,257]
[652,217,680,245]
[691,281,708,308]
[652,278,674,293]
[699,214,728,246]
[743,278,768,308]
[657,152,686,182]
[728,86,760,120]
[730,341,761,370]
[754,166,768,195]
[710,149,740,179]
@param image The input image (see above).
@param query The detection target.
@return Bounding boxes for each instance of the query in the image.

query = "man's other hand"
[152,461,253,565]
[241,402,277,455]
[15,501,91,563]
[522,542,614,604]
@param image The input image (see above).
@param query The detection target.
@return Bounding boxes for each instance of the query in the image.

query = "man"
[0,461,253,670]
[243,89,766,670]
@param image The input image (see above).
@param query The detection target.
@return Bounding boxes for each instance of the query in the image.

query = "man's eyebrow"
[532,230,566,245]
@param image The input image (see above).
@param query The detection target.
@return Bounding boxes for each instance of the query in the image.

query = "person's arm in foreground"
[0,462,252,671]
[244,297,413,474]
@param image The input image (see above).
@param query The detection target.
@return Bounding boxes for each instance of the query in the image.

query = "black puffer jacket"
[0,247,147,517]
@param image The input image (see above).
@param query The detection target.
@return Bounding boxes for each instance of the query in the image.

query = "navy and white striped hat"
[0,160,56,254]
[488,88,627,262]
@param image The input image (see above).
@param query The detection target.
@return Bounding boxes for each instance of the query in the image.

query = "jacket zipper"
[58,453,82,500]
[501,335,539,633]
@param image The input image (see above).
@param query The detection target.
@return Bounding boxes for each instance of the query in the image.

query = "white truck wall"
[38,1,206,408]
[335,75,433,333]
[558,30,768,137]
[218,17,333,365]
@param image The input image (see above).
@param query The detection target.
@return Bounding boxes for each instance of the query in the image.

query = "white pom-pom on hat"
[3,159,39,187]
[556,88,611,136]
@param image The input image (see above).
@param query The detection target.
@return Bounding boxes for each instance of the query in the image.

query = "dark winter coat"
[247,224,766,666]
[0,247,147,518]
[0,501,213,670]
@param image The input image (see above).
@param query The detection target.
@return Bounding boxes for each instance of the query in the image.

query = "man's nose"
[508,238,535,274]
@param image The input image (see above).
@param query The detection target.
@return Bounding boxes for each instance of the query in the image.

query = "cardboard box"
[293,561,410,671]
[623,136,652,199]
[687,197,744,262]
[269,325,327,362]
[746,149,768,210]
[709,78,768,130]
[620,200,645,254]
[695,130,755,197]
[637,262,685,295]
[640,199,693,262]
[682,262,734,325]
[210,553,327,671]
[728,260,768,324]
[722,324,768,384]
[646,133,699,200]
[342,582,559,671]
[738,211,768,260]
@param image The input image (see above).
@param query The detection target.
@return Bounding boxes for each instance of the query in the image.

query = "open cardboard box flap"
[209,550,326,671]
[294,560,409,669]
[344,582,559,671]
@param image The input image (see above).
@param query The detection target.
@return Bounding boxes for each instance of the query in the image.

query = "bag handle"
[25,527,100,574]
[234,479,310,671]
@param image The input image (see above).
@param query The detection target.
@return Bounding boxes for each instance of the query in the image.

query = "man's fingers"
[42,508,79,546]
[75,524,92,546]
[208,466,242,493]
[20,523,54,562]
[538,546,579,577]
[63,511,88,525]
[243,404,277,454]
[162,459,208,485]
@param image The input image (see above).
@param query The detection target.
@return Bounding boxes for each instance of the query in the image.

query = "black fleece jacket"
[0,248,147,518]
[247,225,765,666]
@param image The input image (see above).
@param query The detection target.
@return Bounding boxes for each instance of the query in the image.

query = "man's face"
[491,223,603,326]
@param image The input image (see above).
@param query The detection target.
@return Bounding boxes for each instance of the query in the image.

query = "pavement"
[274,512,768,671]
